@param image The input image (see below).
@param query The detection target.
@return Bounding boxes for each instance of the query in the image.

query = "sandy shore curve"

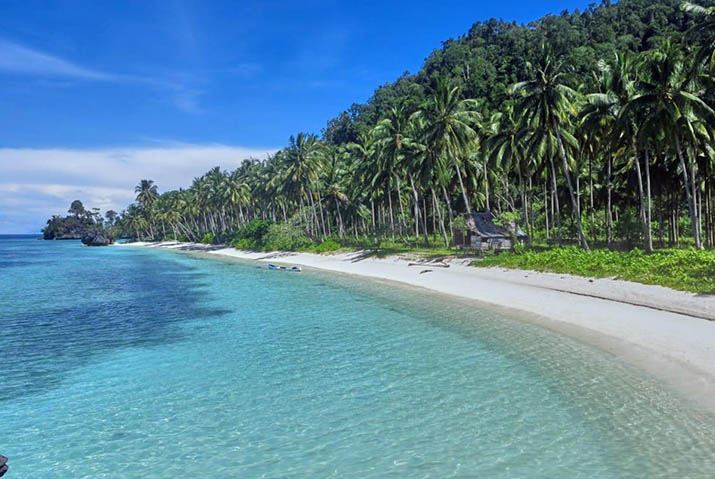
[120,241,715,413]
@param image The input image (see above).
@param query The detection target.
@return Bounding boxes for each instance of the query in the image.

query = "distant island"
[42,200,117,246]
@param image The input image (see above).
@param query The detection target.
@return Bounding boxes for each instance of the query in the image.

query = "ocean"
[1,236,713,477]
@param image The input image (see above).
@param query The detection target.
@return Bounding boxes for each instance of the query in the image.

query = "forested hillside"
[327,0,700,141]
[115,0,715,257]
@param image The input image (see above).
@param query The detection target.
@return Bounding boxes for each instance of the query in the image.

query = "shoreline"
[120,241,715,413]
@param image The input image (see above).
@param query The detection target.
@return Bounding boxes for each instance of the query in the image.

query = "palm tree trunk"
[544,179,550,240]
[528,177,535,244]
[395,174,407,236]
[549,157,562,245]
[422,197,430,244]
[387,188,395,242]
[691,154,703,249]
[432,195,437,241]
[299,195,309,236]
[589,154,594,239]
[557,134,589,250]
[675,137,702,249]
[307,190,321,239]
[631,142,652,253]
[607,154,613,246]
[317,191,328,238]
[483,163,490,211]
[442,185,454,241]
[645,149,653,252]
[335,199,344,239]
[576,175,581,219]
[706,178,713,247]
[518,171,528,235]
[697,177,703,245]
[453,156,471,213]
[370,199,376,232]
[432,187,449,247]
[409,175,420,239]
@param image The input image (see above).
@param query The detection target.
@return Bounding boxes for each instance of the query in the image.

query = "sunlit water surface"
[1,236,714,478]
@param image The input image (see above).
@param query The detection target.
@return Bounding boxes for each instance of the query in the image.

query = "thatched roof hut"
[453,212,527,250]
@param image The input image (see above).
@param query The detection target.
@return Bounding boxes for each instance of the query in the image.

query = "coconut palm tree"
[579,52,655,252]
[319,145,349,238]
[579,58,625,245]
[681,1,715,69]
[412,77,482,214]
[135,179,158,208]
[280,133,323,237]
[486,105,532,235]
[623,40,715,249]
[511,46,590,250]
[347,131,379,233]
[134,179,159,239]
[373,103,415,239]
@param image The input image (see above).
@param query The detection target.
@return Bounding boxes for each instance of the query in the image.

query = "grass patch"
[472,247,715,294]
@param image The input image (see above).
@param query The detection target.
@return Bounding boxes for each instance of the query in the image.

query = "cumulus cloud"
[0,144,277,233]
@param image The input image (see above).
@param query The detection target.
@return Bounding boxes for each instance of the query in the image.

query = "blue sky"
[1,0,592,233]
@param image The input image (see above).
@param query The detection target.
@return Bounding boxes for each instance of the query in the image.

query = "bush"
[512,242,526,255]
[231,219,273,250]
[230,220,312,252]
[472,247,715,294]
[200,232,216,244]
[313,238,341,253]
[262,223,312,251]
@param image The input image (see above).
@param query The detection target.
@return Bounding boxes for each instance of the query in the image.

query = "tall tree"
[512,47,590,250]
[412,77,482,214]
[624,40,715,249]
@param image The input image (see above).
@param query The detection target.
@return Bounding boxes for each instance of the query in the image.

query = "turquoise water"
[1,237,714,478]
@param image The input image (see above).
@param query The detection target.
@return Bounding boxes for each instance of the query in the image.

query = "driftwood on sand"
[408,261,450,268]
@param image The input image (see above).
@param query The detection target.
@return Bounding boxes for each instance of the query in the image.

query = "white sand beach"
[122,241,715,411]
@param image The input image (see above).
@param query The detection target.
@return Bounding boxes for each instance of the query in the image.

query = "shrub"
[512,242,526,255]
[313,238,341,253]
[231,219,273,250]
[262,223,312,251]
[200,232,216,244]
[472,247,715,294]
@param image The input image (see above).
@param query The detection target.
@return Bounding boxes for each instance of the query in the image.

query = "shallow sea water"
[1,237,714,478]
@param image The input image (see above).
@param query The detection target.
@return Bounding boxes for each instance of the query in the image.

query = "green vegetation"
[83,0,715,292]
[474,247,715,294]
[200,232,216,245]
[313,239,342,253]
[43,200,117,241]
[230,219,312,252]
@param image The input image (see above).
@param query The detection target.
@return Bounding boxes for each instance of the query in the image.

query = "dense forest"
[110,0,715,254]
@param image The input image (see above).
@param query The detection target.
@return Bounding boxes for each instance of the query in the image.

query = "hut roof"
[463,212,527,239]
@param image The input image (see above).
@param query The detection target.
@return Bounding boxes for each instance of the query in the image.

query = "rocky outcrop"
[81,229,114,246]
[43,214,94,240]
[0,454,7,477]
[42,200,106,240]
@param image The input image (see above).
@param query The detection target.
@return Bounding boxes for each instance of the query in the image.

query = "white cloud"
[0,39,214,113]
[0,144,277,233]
[0,39,115,80]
